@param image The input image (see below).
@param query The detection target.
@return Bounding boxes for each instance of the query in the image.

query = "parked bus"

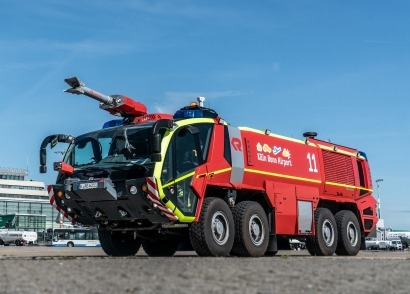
[45,227,100,247]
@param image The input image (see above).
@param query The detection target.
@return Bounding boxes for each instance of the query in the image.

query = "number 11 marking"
[307,153,318,173]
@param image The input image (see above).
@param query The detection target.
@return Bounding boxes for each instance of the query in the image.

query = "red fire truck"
[40,77,378,257]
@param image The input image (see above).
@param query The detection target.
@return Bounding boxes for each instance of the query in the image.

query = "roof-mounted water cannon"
[64,77,147,119]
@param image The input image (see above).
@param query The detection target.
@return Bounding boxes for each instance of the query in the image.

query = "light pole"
[375,179,383,219]
[375,178,384,240]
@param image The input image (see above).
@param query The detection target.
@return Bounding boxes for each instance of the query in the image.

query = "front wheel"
[142,237,179,257]
[231,201,269,257]
[305,237,317,256]
[335,210,361,256]
[99,229,141,257]
[189,197,234,256]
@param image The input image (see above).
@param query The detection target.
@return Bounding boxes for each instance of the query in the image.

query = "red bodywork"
[191,122,378,238]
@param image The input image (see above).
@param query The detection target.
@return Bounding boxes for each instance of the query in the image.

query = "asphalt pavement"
[1,247,409,293]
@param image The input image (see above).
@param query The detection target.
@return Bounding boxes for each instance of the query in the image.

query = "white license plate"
[78,182,98,189]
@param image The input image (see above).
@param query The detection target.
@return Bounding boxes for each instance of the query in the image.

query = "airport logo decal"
[231,137,242,152]
[256,142,292,167]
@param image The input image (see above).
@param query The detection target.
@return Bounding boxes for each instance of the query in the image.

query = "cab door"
[159,123,213,217]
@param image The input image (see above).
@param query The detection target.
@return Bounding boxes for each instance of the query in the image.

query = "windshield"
[63,124,153,169]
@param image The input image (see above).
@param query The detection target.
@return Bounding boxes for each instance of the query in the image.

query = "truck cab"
[389,239,403,250]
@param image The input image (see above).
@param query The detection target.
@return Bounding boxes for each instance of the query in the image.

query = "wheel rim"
[322,219,335,246]
[346,221,358,246]
[248,214,265,246]
[212,211,230,245]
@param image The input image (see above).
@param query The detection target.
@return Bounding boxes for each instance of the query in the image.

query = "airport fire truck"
[40,77,378,257]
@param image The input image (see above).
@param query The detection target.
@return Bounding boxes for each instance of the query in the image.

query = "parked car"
[389,239,403,250]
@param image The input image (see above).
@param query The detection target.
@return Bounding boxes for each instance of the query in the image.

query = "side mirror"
[151,153,162,162]
[151,134,162,162]
[39,134,74,174]
[152,134,161,154]
[151,119,173,162]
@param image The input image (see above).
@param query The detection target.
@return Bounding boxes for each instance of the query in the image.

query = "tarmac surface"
[1,247,409,294]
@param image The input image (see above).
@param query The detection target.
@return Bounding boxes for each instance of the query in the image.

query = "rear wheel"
[335,210,361,256]
[231,201,269,257]
[98,229,141,256]
[312,208,338,256]
[189,197,234,256]
[67,242,74,247]
[142,237,179,257]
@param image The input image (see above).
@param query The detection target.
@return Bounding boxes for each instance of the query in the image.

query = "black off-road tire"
[312,208,338,256]
[142,237,179,257]
[231,201,269,257]
[98,229,141,257]
[335,210,361,256]
[305,237,317,256]
[189,197,234,257]
[264,250,278,256]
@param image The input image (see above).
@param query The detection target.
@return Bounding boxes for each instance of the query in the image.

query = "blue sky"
[1,1,409,229]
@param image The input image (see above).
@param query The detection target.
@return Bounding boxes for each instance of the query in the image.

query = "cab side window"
[175,128,198,176]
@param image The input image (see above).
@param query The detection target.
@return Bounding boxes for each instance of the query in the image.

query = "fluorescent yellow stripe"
[238,127,362,156]
[173,213,195,222]
[175,118,215,126]
[162,172,195,188]
[318,144,358,157]
[326,181,373,192]
[212,167,232,175]
[196,167,232,178]
[244,168,322,184]
[238,127,306,144]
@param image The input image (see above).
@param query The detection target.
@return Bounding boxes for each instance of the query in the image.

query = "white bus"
[45,227,100,247]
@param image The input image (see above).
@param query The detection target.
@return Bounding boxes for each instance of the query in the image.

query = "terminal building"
[0,167,64,240]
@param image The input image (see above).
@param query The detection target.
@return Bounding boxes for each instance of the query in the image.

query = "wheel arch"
[203,186,271,215]
[200,186,274,236]
[317,200,363,234]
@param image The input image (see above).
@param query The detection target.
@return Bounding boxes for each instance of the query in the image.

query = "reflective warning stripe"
[48,185,76,224]
[146,177,178,221]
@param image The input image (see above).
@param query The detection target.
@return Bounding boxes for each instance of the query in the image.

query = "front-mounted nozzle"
[64,76,115,106]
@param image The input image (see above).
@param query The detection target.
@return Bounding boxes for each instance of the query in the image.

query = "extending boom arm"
[64,77,147,118]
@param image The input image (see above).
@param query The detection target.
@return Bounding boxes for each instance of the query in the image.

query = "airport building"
[0,167,63,239]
